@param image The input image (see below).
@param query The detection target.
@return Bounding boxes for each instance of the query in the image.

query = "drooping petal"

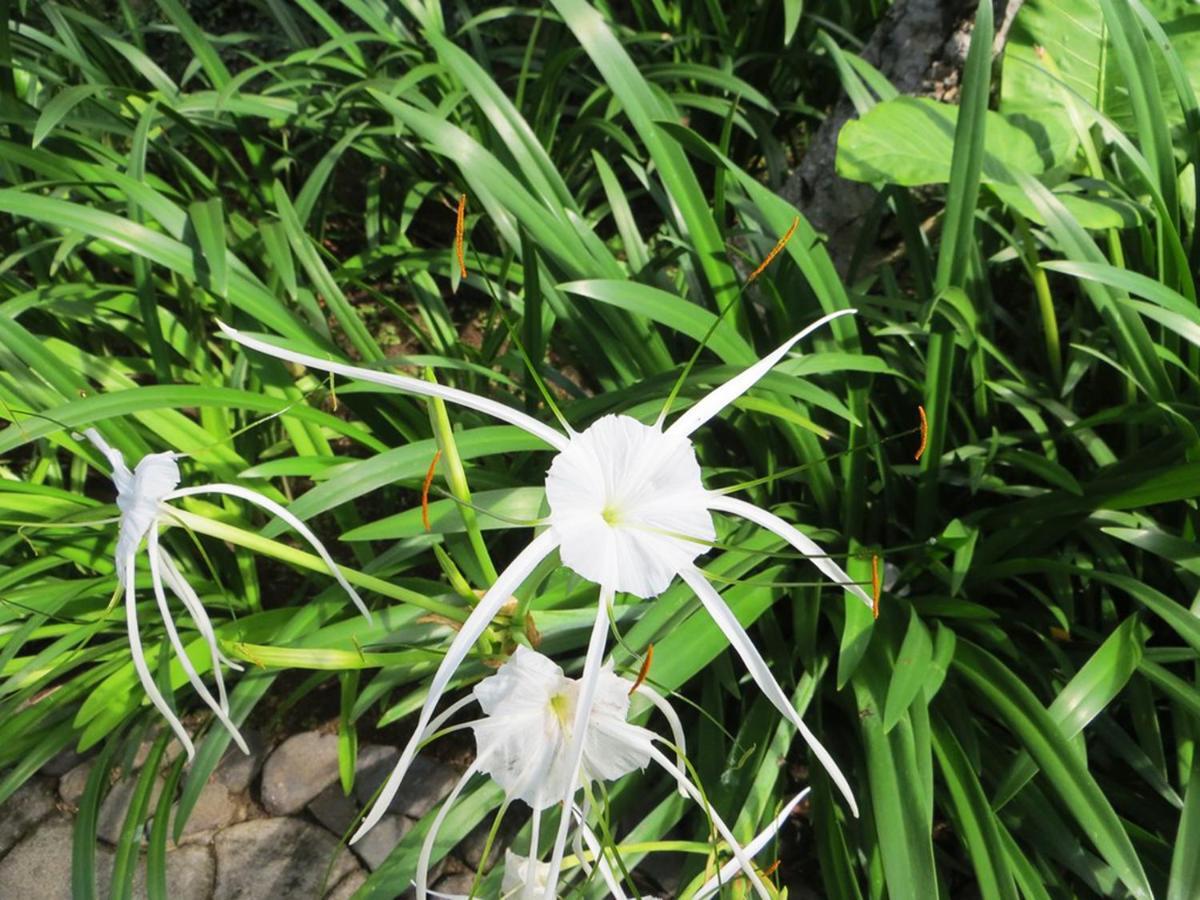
[124,556,195,760]
[664,309,856,440]
[541,593,611,900]
[217,321,569,451]
[80,428,133,495]
[524,805,542,900]
[165,483,371,621]
[646,744,771,900]
[706,493,872,608]
[570,806,629,900]
[693,787,811,899]
[351,529,560,844]
[679,567,859,817]
[158,547,243,681]
[414,759,482,898]
[633,683,688,796]
[147,530,249,754]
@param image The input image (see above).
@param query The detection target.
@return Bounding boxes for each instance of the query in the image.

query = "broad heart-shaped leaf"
[836,97,1071,187]
[835,96,1142,228]
[1001,0,1200,132]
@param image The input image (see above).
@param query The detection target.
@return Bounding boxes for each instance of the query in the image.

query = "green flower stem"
[167,507,468,622]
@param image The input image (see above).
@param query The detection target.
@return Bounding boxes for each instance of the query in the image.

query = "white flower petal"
[647,743,771,900]
[633,683,688,796]
[569,808,629,900]
[545,415,713,598]
[415,759,482,899]
[707,493,872,608]
[351,530,559,844]
[81,428,133,495]
[217,320,569,451]
[166,483,371,621]
[541,596,611,900]
[694,787,811,899]
[665,309,856,439]
[147,530,249,754]
[501,848,553,899]
[87,435,180,585]
[157,547,243,681]
[124,557,195,760]
[679,567,859,817]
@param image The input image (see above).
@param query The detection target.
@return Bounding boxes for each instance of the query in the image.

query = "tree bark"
[780,0,1025,275]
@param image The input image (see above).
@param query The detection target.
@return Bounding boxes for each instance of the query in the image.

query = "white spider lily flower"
[81,428,369,759]
[410,646,767,900]
[217,311,870,872]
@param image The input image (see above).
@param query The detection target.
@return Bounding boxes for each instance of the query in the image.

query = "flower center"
[549,690,573,726]
[544,414,715,599]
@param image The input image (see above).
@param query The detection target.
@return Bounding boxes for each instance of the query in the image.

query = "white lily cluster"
[81,428,369,758]
[411,646,800,899]
[217,309,868,895]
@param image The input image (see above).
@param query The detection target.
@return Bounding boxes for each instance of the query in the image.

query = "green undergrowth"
[1,0,1199,897]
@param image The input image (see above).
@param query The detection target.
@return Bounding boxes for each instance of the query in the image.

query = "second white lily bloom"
[82,428,370,759]
[409,645,773,899]
[219,309,870,894]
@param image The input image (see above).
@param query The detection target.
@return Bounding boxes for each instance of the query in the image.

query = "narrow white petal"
[694,787,812,899]
[125,557,195,760]
[165,483,371,622]
[570,797,590,883]
[571,805,629,900]
[217,320,569,451]
[679,567,859,817]
[423,693,479,738]
[147,531,249,754]
[158,548,243,676]
[523,805,542,900]
[541,592,612,900]
[351,530,559,844]
[646,744,771,900]
[80,428,133,495]
[634,683,688,796]
[415,760,483,899]
[665,309,856,439]
[707,493,873,608]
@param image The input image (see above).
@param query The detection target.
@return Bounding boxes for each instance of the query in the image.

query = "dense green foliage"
[1,0,1199,897]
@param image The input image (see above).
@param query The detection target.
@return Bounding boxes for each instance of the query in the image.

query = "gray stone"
[308,781,359,838]
[307,744,396,839]
[356,753,457,819]
[458,809,524,872]
[131,843,215,900]
[260,731,340,815]
[212,817,361,900]
[0,817,113,899]
[325,868,367,900]
[353,814,412,872]
[97,774,166,845]
[59,759,93,807]
[215,729,267,793]
[433,870,479,895]
[0,777,57,857]
[170,779,246,841]
[42,745,91,777]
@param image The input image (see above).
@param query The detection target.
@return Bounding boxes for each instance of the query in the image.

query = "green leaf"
[883,609,934,733]
[836,96,1068,187]
[954,640,1153,899]
[992,615,1146,808]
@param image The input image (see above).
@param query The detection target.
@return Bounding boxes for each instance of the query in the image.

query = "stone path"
[0,727,482,899]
